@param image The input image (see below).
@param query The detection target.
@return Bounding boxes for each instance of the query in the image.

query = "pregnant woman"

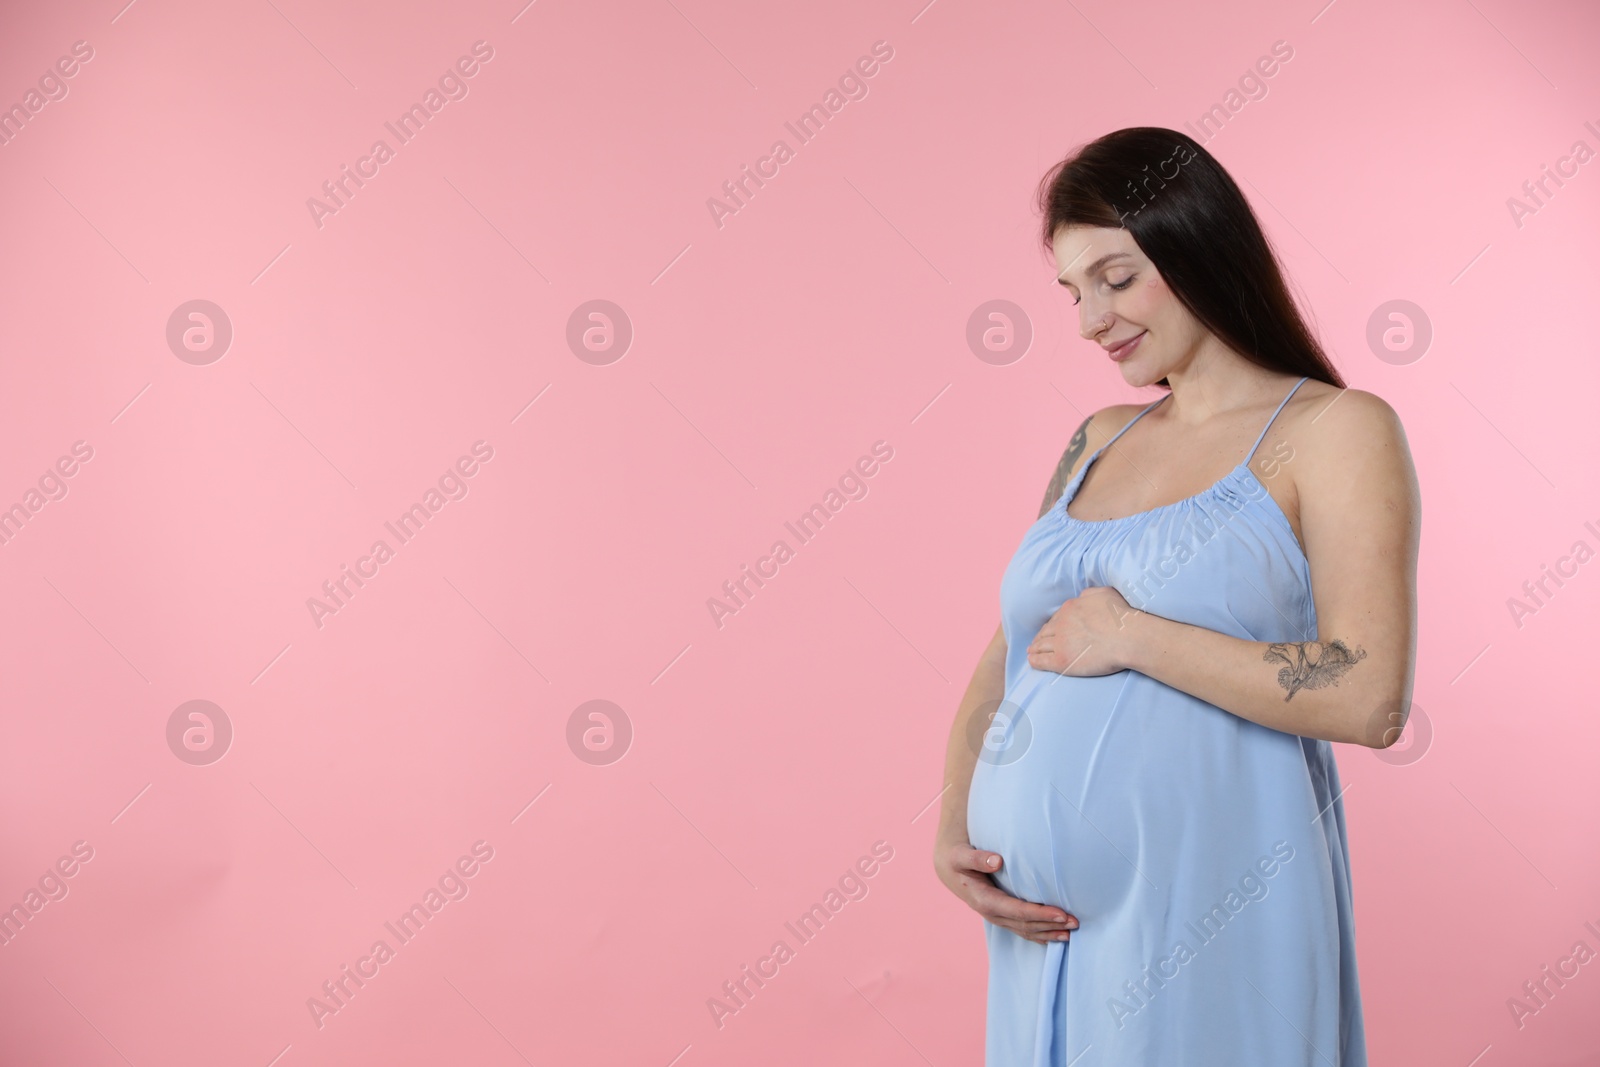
[934,128,1420,1066]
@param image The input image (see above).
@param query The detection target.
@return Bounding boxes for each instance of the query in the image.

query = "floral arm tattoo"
[1038,416,1093,518]
[1263,640,1368,701]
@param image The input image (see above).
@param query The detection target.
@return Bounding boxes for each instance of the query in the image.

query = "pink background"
[1,0,1598,1063]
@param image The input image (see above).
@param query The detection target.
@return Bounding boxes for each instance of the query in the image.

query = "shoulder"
[1282,384,1411,465]
[1088,401,1153,441]
[1062,401,1150,473]
[1281,384,1419,528]
[1036,402,1149,516]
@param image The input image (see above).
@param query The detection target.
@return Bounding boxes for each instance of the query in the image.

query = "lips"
[1106,331,1146,361]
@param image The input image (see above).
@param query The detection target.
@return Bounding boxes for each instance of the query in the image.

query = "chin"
[1118,359,1165,389]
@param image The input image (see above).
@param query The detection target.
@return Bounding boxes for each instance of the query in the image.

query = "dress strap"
[1098,392,1171,454]
[1247,376,1310,457]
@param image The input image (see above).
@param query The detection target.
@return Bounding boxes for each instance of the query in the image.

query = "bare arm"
[932,415,1118,943]
[1118,391,1419,745]
[1029,390,1421,747]
[941,414,1099,838]
[933,624,1077,943]
[934,622,1007,848]
[934,412,1158,940]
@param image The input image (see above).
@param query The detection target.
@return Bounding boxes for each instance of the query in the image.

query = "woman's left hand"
[1026,586,1142,676]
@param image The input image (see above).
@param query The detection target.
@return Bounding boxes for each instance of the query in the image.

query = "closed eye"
[1071,277,1135,306]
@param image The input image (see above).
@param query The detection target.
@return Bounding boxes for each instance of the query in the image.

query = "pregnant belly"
[965,668,1213,921]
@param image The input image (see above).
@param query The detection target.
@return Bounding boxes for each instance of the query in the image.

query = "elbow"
[1361,721,1401,750]
[1353,681,1414,749]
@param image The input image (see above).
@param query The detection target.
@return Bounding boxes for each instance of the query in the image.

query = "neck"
[1153,341,1290,426]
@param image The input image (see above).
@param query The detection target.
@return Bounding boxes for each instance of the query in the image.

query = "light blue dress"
[966,377,1366,1066]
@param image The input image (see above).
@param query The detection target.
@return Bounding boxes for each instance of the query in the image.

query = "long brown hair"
[1036,127,1346,389]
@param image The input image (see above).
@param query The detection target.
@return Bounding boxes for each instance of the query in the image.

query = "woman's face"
[1052,224,1206,387]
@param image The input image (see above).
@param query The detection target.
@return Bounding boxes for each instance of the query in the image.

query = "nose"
[1078,303,1111,341]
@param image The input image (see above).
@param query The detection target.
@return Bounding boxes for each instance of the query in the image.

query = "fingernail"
[988,856,998,867]
[1057,932,1070,940]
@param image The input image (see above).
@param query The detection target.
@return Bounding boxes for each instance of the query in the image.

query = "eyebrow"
[1056,251,1132,286]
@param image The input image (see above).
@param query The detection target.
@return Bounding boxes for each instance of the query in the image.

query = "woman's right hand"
[934,837,1078,945]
